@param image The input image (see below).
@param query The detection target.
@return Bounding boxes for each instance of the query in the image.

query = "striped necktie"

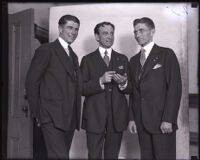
[140,48,146,67]
[103,50,109,66]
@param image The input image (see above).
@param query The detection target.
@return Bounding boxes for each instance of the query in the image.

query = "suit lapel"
[141,44,160,79]
[134,54,141,85]
[110,50,120,71]
[94,49,108,71]
[52,39,75,79]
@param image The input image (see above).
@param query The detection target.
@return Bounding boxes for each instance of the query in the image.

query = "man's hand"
[160,121,173,134]
[128,120,137,134]
[112,73,127,85]
[99,71,116,84]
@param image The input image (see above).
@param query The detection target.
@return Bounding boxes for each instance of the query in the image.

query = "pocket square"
[153,64,162,69]
[118,65,124,70]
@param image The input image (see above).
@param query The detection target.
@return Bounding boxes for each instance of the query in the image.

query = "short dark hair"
[94,22,115,35]
[133,17,155,30]
[58,15,80,26]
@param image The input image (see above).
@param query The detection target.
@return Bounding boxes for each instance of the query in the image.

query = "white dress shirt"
[99,46,112,61]
[58,37,70,56]
[142,41,155,59]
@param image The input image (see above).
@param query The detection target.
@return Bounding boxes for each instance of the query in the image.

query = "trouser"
[138,126,176,160]
[41,122,74,159]
[87,90,123,159]
[86,116,123,159]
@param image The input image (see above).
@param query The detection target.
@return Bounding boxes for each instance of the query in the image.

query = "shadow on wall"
[118,34,138,58]
[83,35,98,54]
[119,130,141,158]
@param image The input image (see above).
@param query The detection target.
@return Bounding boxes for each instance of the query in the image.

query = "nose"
[107,33,113,39]
[71,28,78,35]
[135,32,143,40]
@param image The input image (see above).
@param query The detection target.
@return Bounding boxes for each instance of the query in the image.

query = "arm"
[80,56,105,96]
[25,45,51,118]
[161,49,182,131]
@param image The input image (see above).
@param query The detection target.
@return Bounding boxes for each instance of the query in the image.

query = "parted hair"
[94,22,115,35]
[58,15,80,26]
[133,17,155,29]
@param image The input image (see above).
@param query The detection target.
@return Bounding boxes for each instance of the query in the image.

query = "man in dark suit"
[81,22,130,159]
[128,17,182,159]
[25,15,82,159]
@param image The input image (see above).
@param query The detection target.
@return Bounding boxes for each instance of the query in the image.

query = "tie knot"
[141,48,146,58]
[141,48,145,53]
[104,50,108,55]
[140,48,146,67]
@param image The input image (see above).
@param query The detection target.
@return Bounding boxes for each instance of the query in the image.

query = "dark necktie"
[103,50,109,66]
[140,48,146,67]
[68,45,77,80]
[68,45,74,63]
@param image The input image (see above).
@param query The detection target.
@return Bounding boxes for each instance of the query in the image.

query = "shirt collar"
[142,41,154,58]
[58,37,69,50]
[99,46,112,60]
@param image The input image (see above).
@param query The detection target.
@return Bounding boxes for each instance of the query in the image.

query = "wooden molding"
[189,94,199,108]
[190,132,199,145]
[35,24,49,44]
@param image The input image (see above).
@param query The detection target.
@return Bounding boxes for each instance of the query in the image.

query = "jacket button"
[108,89,112,92]
[141,98,144,101]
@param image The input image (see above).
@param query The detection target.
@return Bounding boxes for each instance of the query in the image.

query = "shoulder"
[155,44,175,55]
[33,43,52,58]
[113,50,128,61]
[36,42,53,53]
[155,44,179,62]
[83,49,98,59]
[130,53,140,63]
[80,49,98,65]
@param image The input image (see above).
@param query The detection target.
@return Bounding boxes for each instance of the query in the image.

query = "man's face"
[59,20,79,44]
[95,25,114,49]
[134,23,155,47]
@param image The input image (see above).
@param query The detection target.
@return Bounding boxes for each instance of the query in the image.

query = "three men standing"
[128,17,182,159]
[81,22,130,159]
[26,14,182,160]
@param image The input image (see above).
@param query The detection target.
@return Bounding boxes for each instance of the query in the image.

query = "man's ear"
[58,25,62,34]
[95,33,100,42]
[151,28,155,35]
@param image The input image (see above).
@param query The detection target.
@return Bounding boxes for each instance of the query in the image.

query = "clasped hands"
[99,71,127,85]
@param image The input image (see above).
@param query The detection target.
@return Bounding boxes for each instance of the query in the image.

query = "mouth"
[137,37,143,41]
[68,35,76,40]
[106,40,113,43]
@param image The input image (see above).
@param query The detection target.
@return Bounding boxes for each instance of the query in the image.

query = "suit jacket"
[129,44,182,134]
[25,39,82,131]
[80,49,131,133]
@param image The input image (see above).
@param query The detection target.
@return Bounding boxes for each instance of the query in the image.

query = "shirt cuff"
[99,79,105,90]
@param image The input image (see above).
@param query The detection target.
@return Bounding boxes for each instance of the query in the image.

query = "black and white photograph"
[1,2,199,159]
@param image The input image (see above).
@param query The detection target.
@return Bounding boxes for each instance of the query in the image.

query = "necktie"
[67,45,74,62]
[140,48,146,67]
[103,50,109,66]
[68,45,77,80]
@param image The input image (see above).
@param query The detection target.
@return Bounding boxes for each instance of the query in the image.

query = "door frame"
[1,3,9,159]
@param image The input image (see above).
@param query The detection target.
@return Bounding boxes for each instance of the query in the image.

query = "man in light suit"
[81,22,130,159]
[25,15,82,159]
[128,17,182,159]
